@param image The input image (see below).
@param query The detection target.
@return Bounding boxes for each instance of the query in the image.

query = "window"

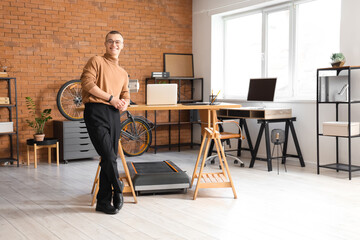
[219,0,341,100]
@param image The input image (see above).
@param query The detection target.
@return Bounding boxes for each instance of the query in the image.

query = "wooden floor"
[1,150,360,240]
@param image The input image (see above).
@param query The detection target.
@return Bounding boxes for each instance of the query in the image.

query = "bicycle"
[56,79,153,156]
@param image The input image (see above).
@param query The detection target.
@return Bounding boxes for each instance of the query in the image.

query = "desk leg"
[118,142,137,203]
[249,123,265,168]
[34,143,37,169]
[289,120,305,167]
[27,145,30,166]
[264,121,272,172]
[242,119,254,159]
[283,121,290,164]
[190,133,208,188]
[238,119,242,157]
[214,137,237,199]
[56,142,59,166]
[193,132,212,200]
[206,140,215,158]
[48,146,51,164]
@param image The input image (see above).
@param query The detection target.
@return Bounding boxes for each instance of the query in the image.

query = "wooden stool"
[91,140,137,206]
[26,138,59,169]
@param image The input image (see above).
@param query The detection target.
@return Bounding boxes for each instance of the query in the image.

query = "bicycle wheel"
[120,117,152,157]
[57,79,84,121]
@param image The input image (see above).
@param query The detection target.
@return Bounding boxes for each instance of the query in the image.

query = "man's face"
[105,33,124,58]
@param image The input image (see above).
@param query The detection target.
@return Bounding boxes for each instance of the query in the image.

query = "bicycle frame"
[120,111,154,141]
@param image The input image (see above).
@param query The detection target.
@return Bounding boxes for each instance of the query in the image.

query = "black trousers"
[84,103,122,205]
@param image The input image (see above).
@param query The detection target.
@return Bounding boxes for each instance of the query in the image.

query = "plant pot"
[331,61,345,68]
[34,134,45,141]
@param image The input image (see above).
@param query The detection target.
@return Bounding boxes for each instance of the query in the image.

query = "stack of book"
[151,72,170,78]
[0,97,9,104]
[0,72,8,78]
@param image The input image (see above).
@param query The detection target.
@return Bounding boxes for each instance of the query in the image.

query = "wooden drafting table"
[128,103,242,199]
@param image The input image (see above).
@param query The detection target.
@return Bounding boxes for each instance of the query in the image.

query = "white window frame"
[215,0,340,101]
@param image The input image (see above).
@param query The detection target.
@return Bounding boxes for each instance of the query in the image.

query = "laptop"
[146,84,178,105]
[247,78,277,102]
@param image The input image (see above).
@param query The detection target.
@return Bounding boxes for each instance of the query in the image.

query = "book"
[0,97,9,104]
[151,72,170,78]
[0,72,8,78]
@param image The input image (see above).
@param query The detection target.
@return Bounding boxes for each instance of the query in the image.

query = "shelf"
[319,163,360,172]
[151,77,203,80]
[0,132,16,136]
[0,157,17,163]
[145,77,203,153]
[149,142,200,149]
[317,67,360,179]
[0,77,19,167]
[318,134,360,138]
[155,121,200,126]
[0,104,16,107]
[317,65,360,71]
[318,100,360,104]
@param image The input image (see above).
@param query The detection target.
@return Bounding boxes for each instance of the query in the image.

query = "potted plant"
[330,53,346,67]
[25,97,52,141]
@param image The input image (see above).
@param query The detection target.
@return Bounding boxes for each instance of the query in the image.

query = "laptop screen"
[247,78,277,101]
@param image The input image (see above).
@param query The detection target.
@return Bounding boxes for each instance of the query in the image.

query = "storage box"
[0,122,13,133]
[0,97,9,104]
[323,121,360,136]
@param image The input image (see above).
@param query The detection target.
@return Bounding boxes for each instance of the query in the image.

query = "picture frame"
[163,53,194,77]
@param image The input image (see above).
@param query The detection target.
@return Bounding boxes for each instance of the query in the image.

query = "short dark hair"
[105,31,123,41]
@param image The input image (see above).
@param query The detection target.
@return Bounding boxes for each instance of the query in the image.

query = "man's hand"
[110,98,128,111]
[118,99,128,111]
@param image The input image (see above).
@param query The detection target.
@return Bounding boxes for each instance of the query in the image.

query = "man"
[81,31,130,214]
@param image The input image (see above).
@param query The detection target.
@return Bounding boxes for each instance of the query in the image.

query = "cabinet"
[0,77,19,166]
[53,120,99,163]
[316,66,360,180]
[145,77,203,153]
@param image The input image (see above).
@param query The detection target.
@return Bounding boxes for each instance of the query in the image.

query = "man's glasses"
[106,40,122,45]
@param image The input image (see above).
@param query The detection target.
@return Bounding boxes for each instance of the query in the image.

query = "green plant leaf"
[25,97,52,134]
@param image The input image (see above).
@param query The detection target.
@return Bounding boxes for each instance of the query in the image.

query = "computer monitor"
[247,78,277,101]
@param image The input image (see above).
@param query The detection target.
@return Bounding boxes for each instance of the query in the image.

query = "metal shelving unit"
[145,77,203,153]
[316,66,360,180]
[0,77,19,167]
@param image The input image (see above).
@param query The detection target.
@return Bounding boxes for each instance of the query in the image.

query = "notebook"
[146,84,178,105]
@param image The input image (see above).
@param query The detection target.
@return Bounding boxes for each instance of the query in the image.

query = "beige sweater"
[80,53,130,105]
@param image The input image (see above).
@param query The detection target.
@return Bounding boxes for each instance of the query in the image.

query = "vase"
[331,61,345,68]
[34,134,45,141]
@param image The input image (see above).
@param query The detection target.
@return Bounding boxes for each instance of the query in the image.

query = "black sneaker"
[113,192,124,211]
[96,203,119,215]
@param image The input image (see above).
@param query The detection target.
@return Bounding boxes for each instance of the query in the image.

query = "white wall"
[192,0,360,165]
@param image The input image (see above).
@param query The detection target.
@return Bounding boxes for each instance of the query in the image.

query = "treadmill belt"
[132,161,174,174]
[127,160,190,193]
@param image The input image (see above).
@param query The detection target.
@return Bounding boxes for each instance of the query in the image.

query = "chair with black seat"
[198,110,245,168]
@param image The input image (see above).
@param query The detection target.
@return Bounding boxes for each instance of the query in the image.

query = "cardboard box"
[0,122,13,133]
[323,121,360,136]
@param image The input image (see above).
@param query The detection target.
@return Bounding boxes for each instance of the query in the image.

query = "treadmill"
[126,160,190,194]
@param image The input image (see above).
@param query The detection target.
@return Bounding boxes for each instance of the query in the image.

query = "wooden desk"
[129,103,242,199]
[218,108,305,172]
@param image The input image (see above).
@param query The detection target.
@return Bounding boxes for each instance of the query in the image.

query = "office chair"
[271,128,287,174]
[198,110,245,169]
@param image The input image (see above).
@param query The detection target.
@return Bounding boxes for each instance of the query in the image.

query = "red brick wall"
[0,0,193,164]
